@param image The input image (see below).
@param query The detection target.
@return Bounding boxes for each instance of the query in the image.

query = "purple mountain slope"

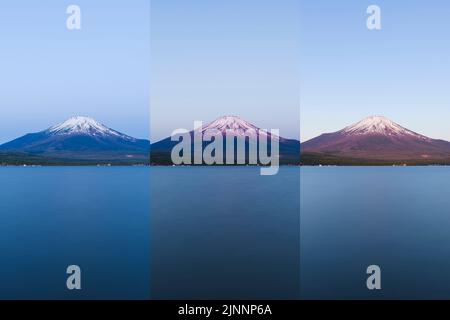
[301,116,450,162]
[151,116,300,164]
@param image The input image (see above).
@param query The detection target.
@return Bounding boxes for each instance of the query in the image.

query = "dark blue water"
[0,166,300,300]
[151,166,301,299]
[2,166,449,299]
[301,166,450,299]
[0,167,150,299]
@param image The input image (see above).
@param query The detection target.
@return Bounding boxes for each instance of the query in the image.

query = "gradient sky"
[300,0,450,142]
[2,1,448,144]
[151,0,300,142]
[0,1,150,144]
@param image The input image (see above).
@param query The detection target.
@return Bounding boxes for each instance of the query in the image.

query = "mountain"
[301,116,450,165]
[0,116,150,164]
[151,116,300,165]
[201,116,279,140]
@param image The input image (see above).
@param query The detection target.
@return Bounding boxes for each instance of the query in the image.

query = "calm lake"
[151,166,300,299]
[0,167,150,299]
[1,166,449,299]
[301,166,450,299]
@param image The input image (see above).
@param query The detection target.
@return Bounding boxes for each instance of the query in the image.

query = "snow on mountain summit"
[47,116,135,140]
[203,116,259,132]
[341,116,429,140]
[202,115,280,140]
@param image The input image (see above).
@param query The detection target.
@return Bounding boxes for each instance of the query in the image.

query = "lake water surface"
[0,167,150,299]
[151,166,300,299]
[301,166,450,299]
[1,166,450,299]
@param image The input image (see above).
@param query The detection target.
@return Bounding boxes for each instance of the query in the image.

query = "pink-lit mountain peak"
[341,116,428,140]
[301,115,450,161]
[201,115,280,140]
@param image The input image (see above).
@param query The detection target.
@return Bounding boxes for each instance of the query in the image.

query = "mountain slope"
[0,116,150,162]
[301,116,450,164]
[151,116,300,165]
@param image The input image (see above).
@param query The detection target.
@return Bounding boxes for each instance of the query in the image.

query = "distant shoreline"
[2,151,450,167]
[2,163,450,168]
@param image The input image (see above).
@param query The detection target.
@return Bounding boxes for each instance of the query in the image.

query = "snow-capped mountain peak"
[203,116,259,132]
[341,116,429,140]
[46,116,135,140]
[201,115,279,140]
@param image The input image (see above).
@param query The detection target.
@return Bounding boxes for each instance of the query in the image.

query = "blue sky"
[2,1,449,144]
[0,1,150,144]
[151,0,300,141]
[300,0,450,141]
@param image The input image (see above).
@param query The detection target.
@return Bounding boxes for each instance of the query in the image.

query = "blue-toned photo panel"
[300,0,450,299]
[150,0,301,299]
[0,1,150,299]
